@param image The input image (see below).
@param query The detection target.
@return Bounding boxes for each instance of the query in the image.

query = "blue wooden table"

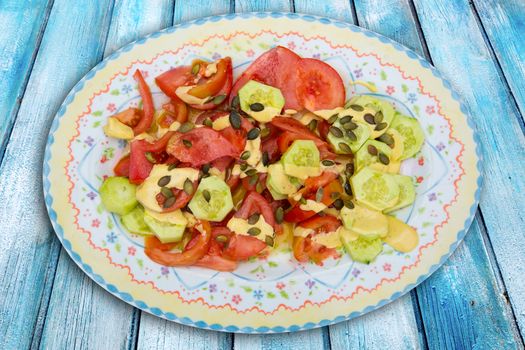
[0,0,524,349]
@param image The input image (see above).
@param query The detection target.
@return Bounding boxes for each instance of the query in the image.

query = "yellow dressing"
[103,117,134,140]
[227,216,274,243]
[175,85,209,105]
[211,115,231,131]
[145,208,187,226]
[283,163,321,180]
[293,226,315,237]
[313,107,344,120]
[311,230,342,249]
[299,199,327,213]
[349,80,378,92]
[384,216,419,252]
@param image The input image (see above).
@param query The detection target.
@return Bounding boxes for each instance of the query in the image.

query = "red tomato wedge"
[224,235,267,261]
[113,155,130,177]
[188,57,232,99]
[155,180,197,212]
[159,97,188,127]
[132,70,155,135]
[113,108,142,127]
[155,66,193,100]
[166,128,240,166]
[298,214,341,233]
[293,235,340,265]
[284,179,343,222]
[195,254,237,271]
[235,191,277,231]
[190,68,232,110]
[230,46,302,110]
[296,58,345,111]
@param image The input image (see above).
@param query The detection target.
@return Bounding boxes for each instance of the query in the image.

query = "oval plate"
[43,13,482,333]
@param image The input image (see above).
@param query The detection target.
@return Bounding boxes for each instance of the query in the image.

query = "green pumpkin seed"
[315,187,324,202]
[307,119,318,132]
[255,181,264,193]
[265,235,274,247]
[349,104,364,112]
[245,168,257,177]
[215,235,228,243]
[250,102,264,112]
[241,151,251,160]
[378,133,394,146]
[299,197,307,205]
[344,181,353,195]
[212,94,227,105]
[345,163,354,175]
[339,142,352,153]
[275,207,284,224]
[182,139,192,148]
[346,130,357,141]
[364,114,376,124]
[343,121,358,131]
[202,189,211,202]
[191,63,200,75]
[163,196,176,208]
[145,152,156,163]
[203,118,213,127]
[229,110,241,129]
[249,174,258,186]
[262,151,270,166]
[183,178,194,195]
[157,175,171,187]
[374,111,384,124]
[375,122,388,131]
[330,192,340,200]
[260,127,270,138]
[179,122,194,133]
[247,128,260,140]
[160,187,173,198]
[248,213,260,225]
[368,144,378,156]
[240,163,248,171]
[168,163,178,171]
[340,115,352,124]
[333,198,344,210]
[248,227,261,236]
[202,163,211,174]
[328,114,339,124]
[344,199,355,209]
[231,95,240,110]
[378,152,390,165]
[321,159,335,166]
[329,126,343,138]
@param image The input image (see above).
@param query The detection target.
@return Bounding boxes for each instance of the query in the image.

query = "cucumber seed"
[245,168,257,177]
[240,163,248,171]
[328,114,339,124]
[346,130,357,141]
[215,235,228,243]
[333,198,344,210]
[315,187,324,202]
[375,122,388,131]
[321,159,335,166]
[182,139,192,148]
[231,95,240,110]
[191,63,200,75]
[179,122,194,133]
[260,127,271,138]
[203,118,213,127]
[202,163,211,174]
[374,111,384,124]
[343,122,358,131]
[262,151,270,166]
[307,119,318,132]
[160,187,173,198]
[212,94,227,105]
[378,133,394,146]
[340,115,352,124]
[329,126,343,138]
[344,199,355,209]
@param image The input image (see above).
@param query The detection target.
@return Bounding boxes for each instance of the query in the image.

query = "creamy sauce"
[156,121,181,138]
[244,137,262,167]
[175,85,209,105]
[267,163,297,195]
[133,132,156,143]
[349,80,378,92]
[293,226,315,237]
[145,208,188,226]
[248,106,282,123]
[284,109,298,115]
[337,225,359,242]
[208,167,226,180]
[299,199,327,213]
[211,115,231,131]
[227,216,274,243]
[298,112,321,126]
[183,211,197,228]
[103,117,134,140]
[204,63,217,77]
[313,107,345,120]
[311,230,341,248]
[383,216,419,252]
[283,163,321,180]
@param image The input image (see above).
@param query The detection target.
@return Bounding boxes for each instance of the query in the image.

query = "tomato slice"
[159,97,188,127]
[293,235,340,265]
[230,46,302,110]
[223,235,267,261]
[128,132,176,184]
[318,120,330,141]
[188,57,231,99]
[194,254,237,271]
[113,108,142,127]
[236,191,279,233]
[190,68,232,110]
[144,221,212,266]
[155,66,193,100]
[296,58,345,111]
[155,179,197,212]
[132,70,155,135]
[166,128,240,166]
[261,133,281,163]
[298,214,341,233]
[284,179,343,222]
[241,173,267,192]
[113,155,130,177]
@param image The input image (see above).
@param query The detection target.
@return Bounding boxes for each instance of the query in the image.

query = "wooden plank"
[0,0,115,349]
[0,0,52,157]
[412,0,525,342]
[294,0,356,22]
[134,1,233,348]
[235,0,291,12]
[36,1,176,349]
[473,0,525,121]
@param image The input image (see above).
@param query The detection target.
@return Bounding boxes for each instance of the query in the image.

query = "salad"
[99,46,424,271]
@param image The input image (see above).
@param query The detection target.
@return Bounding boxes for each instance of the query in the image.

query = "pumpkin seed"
[182,139,192,148]
[328,113,339,124]
[202,163,211,174]
[343,121,358,131]
[248,213,260,225]
[344,199,355,209]
[203,118,213,127]
[249,174,258,186]
[307,119,318,132]
[241,151,251,160]
[330,192,340,200]
[378,152,390,165]
[368,144,378,156]
[255,181,264,193]
[183,178,194,195]
[275,207,284,224]
[163,196,176,208]
[260,127,270,138]
[321,159,335,166]
[374,111,384,124]
[378,133,394,146]
[299,197,307,205]
[231,95,240,110]
[168,163,178,171]
[145,152,156,163]
[245,168,257,177]
[179,122,194,133]
[340,115,352,124]
[240,163,248,171]
[345,163,354,175]
[333,198,344,210]
[157,175,171,187]
[248,227,261,236]
[160,187,173,198]
[262,151,270,166]
[191,63,200,75]
[350,104,364,112]
[315,187,324,202]
[375,122,388,131]
[364,113,376,124]
[247,128,260,140]
[212,94,227,105]
[229,110,241,129]
[215,235,228,243]
[329,126,343,138]
[265,235,275,247]
[344,181,353,195]
[339,142,352,153]
[250,102,264,112]
[346,130,357,141]
[202,189,211,202]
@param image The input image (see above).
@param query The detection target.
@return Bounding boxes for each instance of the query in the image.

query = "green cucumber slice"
[340,204,389,239]
[100,176,138,215]
[351,166,400,211]
[355,140,393,172]
[188,176,233,221]
[348,95,395,138]
[327,120,370,154]
[267,162,301,195]
[267,182,288,200]
[144,209,186,243]
[342,236,383,264]
[121,206,151,235]
[281,140,321,180]
[238,80,285,122]
[384,175,416,213]
[389,112,424,159]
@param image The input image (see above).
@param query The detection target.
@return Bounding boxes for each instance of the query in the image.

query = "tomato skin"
[298,214,341,233]
[188,57,232,98]
[296,58,345,111]
[230,46,302,110]
[114,155,130,177]
[261,133,281,163]
[236,191,277,229]
[159,97,188,127]
[129,140,154,184]
[241,173,266,192]
[284,179,343,222]
[113,108,142,127]
[190,67,232,110]
[318,120,330,141]
[155,179,197,212]
[144,221,212,266]
[223,235,267,261]
[194,254,237,271]
[132,70,155,135]
[155,66,193,100]
[226,174,240,189]
[292,235,340,265]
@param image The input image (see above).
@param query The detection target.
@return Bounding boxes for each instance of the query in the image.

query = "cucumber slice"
[144,209,187,243]
[340,204,389,239]
[100,176,138,215]
[381,128,405,161]
[355,140,393,172]
[383,216,419,252]
[384,175,416,213]
[188,176,233,221]
[281,140,321,180]
[267,162,301,195]
[351,166,400,211]
[267,182,288,200]
[348,95,395,138]
[389,112,424,159]
[121,206,151,235]
[327,120,370,154]
[238,80,285,122]
[343,236,383,264]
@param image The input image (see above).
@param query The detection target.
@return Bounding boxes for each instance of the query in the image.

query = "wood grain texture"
[413,0,525,340]
[235,0,291,12]
[0,0,52,157]
[0,0,115,349]
[473,0,525,121]
[294,0,356,22]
